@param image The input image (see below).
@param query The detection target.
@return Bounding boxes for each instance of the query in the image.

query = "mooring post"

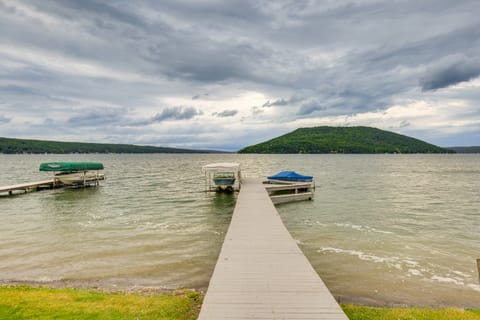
[477,258,480,283]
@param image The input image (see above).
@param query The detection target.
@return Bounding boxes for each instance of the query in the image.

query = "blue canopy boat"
[265,171,315,204]
[267,171,313,183]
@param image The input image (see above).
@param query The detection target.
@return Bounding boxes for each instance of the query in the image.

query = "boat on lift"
[39,162,105,186]
[202,162,241,193]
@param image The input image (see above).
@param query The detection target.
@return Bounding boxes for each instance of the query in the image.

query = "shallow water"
[0,154,479,307]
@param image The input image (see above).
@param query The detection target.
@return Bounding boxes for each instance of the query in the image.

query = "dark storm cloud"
[420,56,480,91]
[143,41,270,84]
[1,0,480,147]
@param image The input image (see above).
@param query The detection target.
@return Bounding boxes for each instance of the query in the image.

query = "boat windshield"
[214,172,235,179]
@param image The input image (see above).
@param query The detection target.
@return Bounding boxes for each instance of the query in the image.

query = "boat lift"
[202,162,241,193]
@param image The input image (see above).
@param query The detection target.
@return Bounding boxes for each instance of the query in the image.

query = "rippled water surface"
[0,154,479,307]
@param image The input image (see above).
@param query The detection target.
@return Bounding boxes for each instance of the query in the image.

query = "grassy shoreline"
[0,285,202,320]
[1,285,479,320]
[341,304,480,320]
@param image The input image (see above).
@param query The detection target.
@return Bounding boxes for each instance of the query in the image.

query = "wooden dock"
[0,179,56,195]
[198,178,348,319]
[0,174,105,195]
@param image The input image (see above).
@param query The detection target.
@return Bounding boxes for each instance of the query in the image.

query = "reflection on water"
[0,154,479,307]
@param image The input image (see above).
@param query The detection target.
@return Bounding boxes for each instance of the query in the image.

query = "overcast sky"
[1,0,479,151]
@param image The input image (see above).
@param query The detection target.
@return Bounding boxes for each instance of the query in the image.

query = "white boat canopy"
[202,162,241,173]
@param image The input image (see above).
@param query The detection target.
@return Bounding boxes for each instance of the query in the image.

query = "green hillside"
[238,126,454,154]
[0,137,222,154]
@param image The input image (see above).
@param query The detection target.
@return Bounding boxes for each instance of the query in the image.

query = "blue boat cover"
[267,171,313,182]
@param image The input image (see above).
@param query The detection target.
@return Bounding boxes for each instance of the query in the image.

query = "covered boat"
[202,162,241,193]
[39,162,105,186]
[267,171,313,183]
[265,170,315,204]
[39,162,104,172]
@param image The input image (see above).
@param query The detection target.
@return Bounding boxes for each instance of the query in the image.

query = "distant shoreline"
[0,136,229,154]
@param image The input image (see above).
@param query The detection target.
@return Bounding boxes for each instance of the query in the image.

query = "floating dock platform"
[198,178,348,319]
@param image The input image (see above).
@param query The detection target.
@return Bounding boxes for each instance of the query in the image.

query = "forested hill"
[238,126,454,154]
[0,137,223,154]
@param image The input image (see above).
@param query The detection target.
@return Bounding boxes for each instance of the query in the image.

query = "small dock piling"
[198,178,348,319]
[477,258,480,283]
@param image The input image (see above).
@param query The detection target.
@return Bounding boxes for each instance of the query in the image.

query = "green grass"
[0,286,202,320]
[2,286,480,320]
[341,304,480,320]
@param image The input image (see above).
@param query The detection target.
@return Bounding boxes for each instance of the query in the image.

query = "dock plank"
[198,178,348,319]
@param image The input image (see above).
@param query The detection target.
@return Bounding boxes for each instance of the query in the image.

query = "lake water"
[0,154,479,307]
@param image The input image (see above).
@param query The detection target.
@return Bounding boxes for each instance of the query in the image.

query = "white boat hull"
[55,172,105,185]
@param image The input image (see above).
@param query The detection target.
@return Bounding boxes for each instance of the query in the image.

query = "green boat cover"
[39,162,104,172]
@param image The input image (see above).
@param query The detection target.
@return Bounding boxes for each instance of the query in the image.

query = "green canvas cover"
[39,162,104,172]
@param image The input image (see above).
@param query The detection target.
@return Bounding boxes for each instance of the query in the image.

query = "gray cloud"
[131,106,203,126]
[67,108,125,127]
[192,93,209,100]
[296,100,325,116]
[152,106,203,122]
[263,99,288,107]
[0,115,11,125]
[1,0,479,148]
[420,55,480,91]
[213,109,238,117]
[0,85,39,96]
[51,0,147,28]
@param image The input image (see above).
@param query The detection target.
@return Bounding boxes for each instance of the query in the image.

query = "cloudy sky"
[1,0,479,151]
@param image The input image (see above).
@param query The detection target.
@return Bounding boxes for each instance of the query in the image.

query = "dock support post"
[477,258,480,283]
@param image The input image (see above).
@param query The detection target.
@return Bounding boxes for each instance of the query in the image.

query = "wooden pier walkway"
[0,179,56,195]
[198,178,348,319]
